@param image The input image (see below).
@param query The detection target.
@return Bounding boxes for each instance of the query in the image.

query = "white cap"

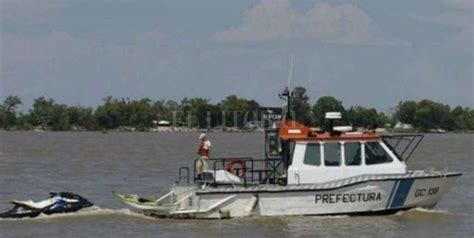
[199,133,207,140]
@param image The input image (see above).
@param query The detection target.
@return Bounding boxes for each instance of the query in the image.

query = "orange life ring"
[225,160,246,178]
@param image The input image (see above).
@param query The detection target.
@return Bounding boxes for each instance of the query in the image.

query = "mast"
[280,87,292,121]
[278,56,295,184]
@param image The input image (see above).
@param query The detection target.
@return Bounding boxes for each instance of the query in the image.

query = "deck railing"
[382,134,424,162]
[189,157,284,186]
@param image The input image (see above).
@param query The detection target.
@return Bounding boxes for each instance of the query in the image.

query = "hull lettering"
[315,193,382,204]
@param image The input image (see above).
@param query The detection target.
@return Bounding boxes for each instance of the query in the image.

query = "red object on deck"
[225,160,247,178]
[278,120,380,142]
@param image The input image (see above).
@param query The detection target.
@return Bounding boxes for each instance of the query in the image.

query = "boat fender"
[225,160,247,178]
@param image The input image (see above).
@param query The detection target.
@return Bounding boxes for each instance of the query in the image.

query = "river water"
[0,132,472,237]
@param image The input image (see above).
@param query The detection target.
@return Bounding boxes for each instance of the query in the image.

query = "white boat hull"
[126,172,461,219]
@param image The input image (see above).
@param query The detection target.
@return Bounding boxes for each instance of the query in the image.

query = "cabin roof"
[278,120,380,142]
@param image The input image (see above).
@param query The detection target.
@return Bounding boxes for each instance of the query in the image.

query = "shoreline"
[0,128,472,134]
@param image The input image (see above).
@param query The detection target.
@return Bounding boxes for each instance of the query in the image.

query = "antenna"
[279,55,295,120]
[287,55,294,88]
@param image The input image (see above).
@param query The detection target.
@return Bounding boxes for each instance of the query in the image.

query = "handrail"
[173,193,193,206]
[192,157,284,186]
[382,134,424,162]
[171,195,237,215]
[155,191,174,203]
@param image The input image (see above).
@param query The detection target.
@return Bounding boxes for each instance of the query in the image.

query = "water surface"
[0,132,472,237]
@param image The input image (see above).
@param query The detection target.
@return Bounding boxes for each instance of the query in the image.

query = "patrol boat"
[114,88,462,219]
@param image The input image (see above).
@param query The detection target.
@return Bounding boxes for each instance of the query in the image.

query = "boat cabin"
[279,120,406,184]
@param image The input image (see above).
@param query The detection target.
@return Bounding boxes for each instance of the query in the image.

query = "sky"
[0,0,472,112]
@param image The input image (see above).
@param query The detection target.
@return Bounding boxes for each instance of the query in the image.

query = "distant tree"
[376,112,392,127]
[196,104,221,129]
[180,97,193,126]
[28,97,55,127]
[0,109,5,128]
[165,100,181,125]
[465,108,474,130]
[152,100,168,121]
[50,104,70,131]
[95,97,156,130]
[95,97,122,129]
[245,99,261,122]
[3,96,22,113]
[181,97,209,127]
[28,97,70,130]
[220,95,250,127]
[15,113,31,130]
[450,106,465,130]
[312,96,345,127]
[291,87,312,126]
[0,96,22,128]
[395,101,417,125]
[66,106,96,130]
[346,106,379,129]
[126,98,154,130]
[414,100,452,130]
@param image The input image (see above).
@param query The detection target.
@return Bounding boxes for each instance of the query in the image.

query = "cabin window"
[345,143,361,166]
[324,143,341,166]
[364,142,393,165]
[303,143,321,166]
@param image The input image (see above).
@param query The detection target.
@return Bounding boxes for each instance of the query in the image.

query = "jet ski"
[0,192,93,219]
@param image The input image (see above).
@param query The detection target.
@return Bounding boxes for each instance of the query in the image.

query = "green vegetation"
[395,100,474,131]
[312,96,345,127]
[0,96,22,128]
[0,87,472,132]
[291,87,313,126]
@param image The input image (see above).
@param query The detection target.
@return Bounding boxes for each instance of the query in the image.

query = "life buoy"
[225,160,246,178]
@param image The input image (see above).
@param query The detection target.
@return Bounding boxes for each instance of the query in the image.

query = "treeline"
[290,87,473,131]
[0,95,261,131]
[394,100,474,131]
[0,87,472,131]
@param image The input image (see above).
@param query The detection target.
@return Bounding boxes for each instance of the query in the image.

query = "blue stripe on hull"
[390,179,415,208]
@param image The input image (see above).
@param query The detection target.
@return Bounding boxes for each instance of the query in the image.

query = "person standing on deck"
[196,133,212,179]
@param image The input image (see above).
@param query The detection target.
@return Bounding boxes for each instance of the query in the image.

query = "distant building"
[158,120,171,127]
[394,121,414,129]
[259,107,283,128]
[260,107,283,121]
[244,121,263,130]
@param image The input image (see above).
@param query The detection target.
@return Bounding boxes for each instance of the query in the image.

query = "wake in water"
[0,206,449,222]
[394,207,449,220]
[396,207,449,215]
[0,206,155,221]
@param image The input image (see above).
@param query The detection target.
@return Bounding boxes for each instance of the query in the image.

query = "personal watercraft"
[0,192,93,219]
